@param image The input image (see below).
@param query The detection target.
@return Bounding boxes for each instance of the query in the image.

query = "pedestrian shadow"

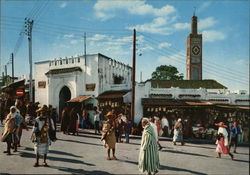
[235,152,249,156]
[159,164,207,175]
[77,133,101,140]
[121,160,206,175]
[19,151,95,166]
[233,159,250,164]
[57,138,103,147]
[49,166,111,175]
[184,144,215,150]
[49,150,83,158]
[161,149,210,158]
[23,147,82,158]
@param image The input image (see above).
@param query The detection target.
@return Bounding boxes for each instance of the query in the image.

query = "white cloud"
[173,22,189,30]
[63,34,74,38]
[89,34,108,41]
[70,40,78,44]
[202,30,226,42]
[60,2,67,8]
[197,2,212,14]
[93,0,176,20]
[127,17,172,35]
[158,42,172,49]
[199,17,217,30]
[235,59,249,67]
[172,17,217,31]
[95,11,115,21]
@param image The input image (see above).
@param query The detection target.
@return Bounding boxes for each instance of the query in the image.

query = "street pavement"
[0,124,249,175]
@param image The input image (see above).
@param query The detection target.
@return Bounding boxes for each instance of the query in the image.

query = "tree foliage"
[151,65,184,80]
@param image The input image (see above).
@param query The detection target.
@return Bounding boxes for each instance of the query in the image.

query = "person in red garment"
[215,122,234,160]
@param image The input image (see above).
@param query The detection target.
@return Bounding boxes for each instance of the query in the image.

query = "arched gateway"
[59,86,71,118]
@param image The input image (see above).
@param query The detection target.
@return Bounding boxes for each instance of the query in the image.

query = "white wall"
[35,53,132,112]
[34,61,50,105]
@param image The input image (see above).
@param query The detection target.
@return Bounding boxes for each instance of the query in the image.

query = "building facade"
[133,80,249,123]
[35,53,132,116]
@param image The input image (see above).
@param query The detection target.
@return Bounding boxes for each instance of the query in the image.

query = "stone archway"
[59,86,71,119]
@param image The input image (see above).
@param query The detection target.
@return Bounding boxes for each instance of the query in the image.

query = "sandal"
[33,163,39,167]
[42,163,49,167]
[112,156,118,160]
[106,157,111,160]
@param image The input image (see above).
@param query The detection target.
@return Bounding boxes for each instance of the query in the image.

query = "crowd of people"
[0,98,245,173]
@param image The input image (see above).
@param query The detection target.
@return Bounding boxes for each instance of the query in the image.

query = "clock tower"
[186,14,202,80]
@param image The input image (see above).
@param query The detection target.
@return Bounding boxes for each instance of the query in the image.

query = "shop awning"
[67,95,92,103]
[97,90,130,99]
[216,105,250,110]
[185,101,213,106]
[142,98,215,107]
[142,98,188,106]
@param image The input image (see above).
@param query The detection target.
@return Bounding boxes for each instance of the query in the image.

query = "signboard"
[86,83,95,91]
[38,81,46,88]
[16,89,24,97]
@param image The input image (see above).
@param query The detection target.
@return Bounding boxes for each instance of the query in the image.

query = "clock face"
[192,45,201,56]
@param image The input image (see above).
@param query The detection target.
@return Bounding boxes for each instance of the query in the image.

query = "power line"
[139,33,249,80]
[138,31,248,76]
[140,37,248,85]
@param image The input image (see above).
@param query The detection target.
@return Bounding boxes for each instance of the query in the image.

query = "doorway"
[59,86,71,120]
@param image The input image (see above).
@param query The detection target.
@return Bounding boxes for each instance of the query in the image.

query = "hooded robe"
[138,124,160,173]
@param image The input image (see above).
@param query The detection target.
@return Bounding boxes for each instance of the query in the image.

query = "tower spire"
[193,6,196,16]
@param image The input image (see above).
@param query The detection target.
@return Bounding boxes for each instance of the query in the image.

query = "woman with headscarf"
[31,105,55,167]
[139,118,159,175]
[173,118,184,145]
[215,122,234,160]
[1,106,17,155]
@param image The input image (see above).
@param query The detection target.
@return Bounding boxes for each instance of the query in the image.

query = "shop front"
[97,90,131,117]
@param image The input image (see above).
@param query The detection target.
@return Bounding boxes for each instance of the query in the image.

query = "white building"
[35,53,132,116]
[133,80,249,123]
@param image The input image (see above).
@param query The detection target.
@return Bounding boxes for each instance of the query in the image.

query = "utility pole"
[25,18,34,103]
[84,32,87,91]
[11,53,14,82]
[84,32,87,65]
[4,65,7,85]
[131,29,136,123]
[2,72,4,86]
[140,71,142,83]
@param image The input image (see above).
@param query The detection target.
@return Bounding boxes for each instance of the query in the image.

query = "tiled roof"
[151,79,227,89]
[67,95,92,103]
[45,67,82,75]
[98,90,130,99]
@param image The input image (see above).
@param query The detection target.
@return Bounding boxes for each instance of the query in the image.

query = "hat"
[36,105,48,113]
[177,118,182,122]
[215,122,227,128]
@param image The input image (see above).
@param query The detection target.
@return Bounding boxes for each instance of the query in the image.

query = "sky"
[0,0,249,91]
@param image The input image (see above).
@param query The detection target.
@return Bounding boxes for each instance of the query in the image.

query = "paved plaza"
[0,125,249,175]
